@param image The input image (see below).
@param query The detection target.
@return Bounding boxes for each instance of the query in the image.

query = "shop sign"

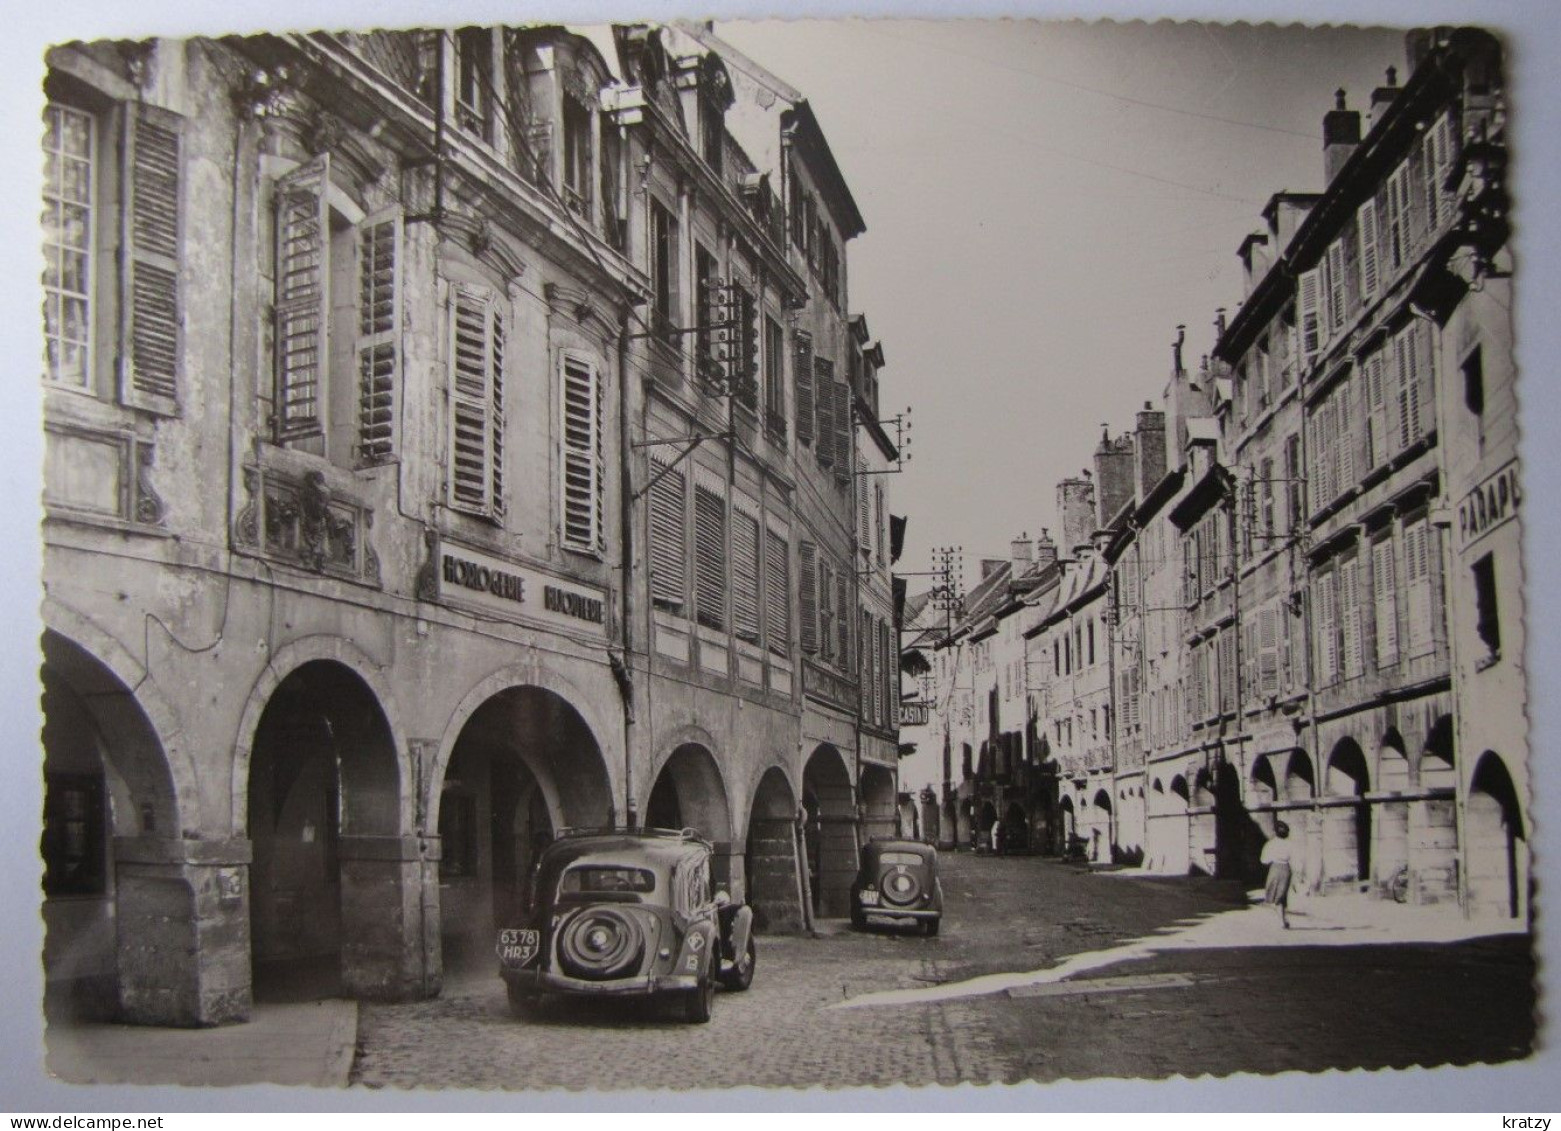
[434,539,608,637]
[1455,459,1521,552]
[899,701,929,727]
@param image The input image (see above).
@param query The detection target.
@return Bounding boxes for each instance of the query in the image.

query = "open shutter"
[562,354,604,551]
[732,503,761,643]
[274,155,330,440]
[1298,268,1322,362]
[1394,327,1416,450]
[833,379,852,484]
[121,102,184,412]
[814,357,835,466]
[799,540,818,654]
[1373,536,1399,668]
[448,284,496,515]
[1326,239,1346,336]
[1341,556,1363,678]
[693,484,727,631]
[356,208,401,464]
[765,527,790,656]
[794,332,814,446]
[648,459,687,612]
[857,457,871,553]
[1358,199,1380,304]
[1338,380,1357,492]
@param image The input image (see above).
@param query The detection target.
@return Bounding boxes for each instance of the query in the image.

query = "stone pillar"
[338,834,442,1001]
[1374,799,1411,892]
[1319,801,1361,889]
[114,837,252,1028]
[747,818,804,933]
[1408,797,1458,904]
[815,814,859,918]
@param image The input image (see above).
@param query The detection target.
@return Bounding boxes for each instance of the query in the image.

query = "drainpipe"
[617,318,637,830]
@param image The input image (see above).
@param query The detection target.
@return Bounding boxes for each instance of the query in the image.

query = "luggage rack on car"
[554,826,709,844]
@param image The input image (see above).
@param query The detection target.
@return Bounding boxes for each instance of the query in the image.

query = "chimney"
[1324,89,1362,184]
[1033,528,1058,572]
[1010,533,1034,575]
[1057,476,1096,556]
[1370,66,1400,129]
[1134,400,1167,501]
[1094,428,1136,527]
[1239,231,1271,296]
[979,558,1005,581]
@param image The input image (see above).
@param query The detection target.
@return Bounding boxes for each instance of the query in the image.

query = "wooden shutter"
[857,457,871,553]
[836,569,850,668]
[1316,571,1338,685]
[274,155,330,440]
[794,332,814,445]
[648,459,687,612]
[833,379,852,483]
[1341,556,1363,678]
[1394,327,1415,450]
[1258,605,1279,696]
[448,284,502,516]
[815,356,835,466]
[818,557,834,660]
[765,527,790,656]
[562,354,604,551]
[121,103,184,411]
[1358,199,1380,304]
[356,208,401,464]
[1373,535,1398,668]
[1429,112,1458,227]
[1326,239,1346,336]
[1403,518,1432,655]
[1365,351,1386,467]
[875,482,887,563]
[732,503,761,643]
[1387,162,1412,268]
[799,540,818,654]
[694,484,727,631]
[1298,268,1322,361]
[1412,318,1433,440]
[1337,380,1357,492]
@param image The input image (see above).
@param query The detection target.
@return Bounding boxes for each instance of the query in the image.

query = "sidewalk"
[44,999,358,1089]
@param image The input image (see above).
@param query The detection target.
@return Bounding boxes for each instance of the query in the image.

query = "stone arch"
[745,765,802,932]
[645,741,733,843]
[802,744,856,917]
[1419,715,1456,791]
[1170,774,1190,806]
[1377,730,1411,792]
[1059,794,1076,842]
[232,635,410,835]
[1467,751,1525,920]
[1323,738,1371,887]
[1373,730,1413,893]
[1250,756,1279,808]
[859,763,898,844]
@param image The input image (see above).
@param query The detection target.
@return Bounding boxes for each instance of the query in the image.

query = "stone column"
[114,837,252,1028]
[338,834,442,1001]
[1408,796,1459,904]
[815,814,859,918]
[747,818,804,933]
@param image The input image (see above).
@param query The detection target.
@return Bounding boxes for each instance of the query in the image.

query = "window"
[1385,160,1413,271]
[857,457,871,558]
[1372,535,1399,669]
[562,93,593,218]
[1325,239,1347,337]
[599,125,624,250]
[1363,349,1388,468]
[818,557,834,661]
[732,503,761,644]
[43,104,94,391]
[875,481,887,564]
[1298,267,1322,363]
[650,199,678,337]
[836,569,851,668]
[275,155,403,465]
[454,28,492,141]
[44,97,185,410]
[1424,111,1458,231]
[42,771,105,897]
[447,283,506,517]
[693,485,726,631]
[648,459,686,614]
[764,315,786,441]
[1259,457,1275,541]
[832,379,852,484]
[814,356,836,467]
[1473,553,1501,659]
[1284,433,1304,528]
[560,354,605,552]
[793,331,814,447]
[695,244,720,388]
[799,540,818,654]
[1463,344,1485,417]
[765,527,790,657]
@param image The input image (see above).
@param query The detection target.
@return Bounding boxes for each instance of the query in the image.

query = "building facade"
[39,22,894,1028]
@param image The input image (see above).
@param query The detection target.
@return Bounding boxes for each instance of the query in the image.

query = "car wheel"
[923,918,940,938]
[719,936,756,992]
[507,983,544,1019]
[683,975,715,1024]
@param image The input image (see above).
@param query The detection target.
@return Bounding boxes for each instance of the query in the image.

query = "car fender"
[677,917,719,979]
[724,903,754,962]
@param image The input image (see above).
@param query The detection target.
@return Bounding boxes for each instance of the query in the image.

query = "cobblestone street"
[349,852,1535,1092]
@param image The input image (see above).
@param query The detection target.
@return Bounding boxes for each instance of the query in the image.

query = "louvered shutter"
[356,208,401,464]
[1430,112,1458,227]
[1373,536,1398,668]
[1316,572,1338,685]
[448,284,502,516]
[1365,351,1386,466]
[694,485,727,631]
[1404,518,1432,655]
[562,355,604,550]
[733,504,761,643]
[818,558,834,660]
[1388,162,1413,267]
[832,379,852,483]
[274,155,330,440]
[1412,319,1433,440]
[648,459,687,613]
[794,332,814,446]
[836,569,850,668]
[1338,380,1357,492]
[857,457,871,554]
[1298,268,1322,361]
[1358,199,1380,304]
[765,527,790,656]
[815,357,834,466]
[121,103,184,411]
[875,482,886,563]
[1341,556,1363,678]
[1326,240,1346,336]
[1258,605,1279,695]
[1394,328,1415,450]
[799,540,818,654]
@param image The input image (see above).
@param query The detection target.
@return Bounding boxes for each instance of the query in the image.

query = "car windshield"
[879,851,924,866]
[559,865,656,896]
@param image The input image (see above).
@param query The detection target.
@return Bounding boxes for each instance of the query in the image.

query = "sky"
[718,18,1406,593]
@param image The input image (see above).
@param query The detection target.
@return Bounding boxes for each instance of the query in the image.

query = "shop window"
[42,772,106,898]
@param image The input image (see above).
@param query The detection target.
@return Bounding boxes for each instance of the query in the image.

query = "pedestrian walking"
[1261,820,1294,928]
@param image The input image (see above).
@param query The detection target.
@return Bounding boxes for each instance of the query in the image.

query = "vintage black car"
[850,839,944,935]
[496,827,755,1023]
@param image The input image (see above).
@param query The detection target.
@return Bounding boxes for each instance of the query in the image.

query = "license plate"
[496,928,540,967]
[858,890,880,907]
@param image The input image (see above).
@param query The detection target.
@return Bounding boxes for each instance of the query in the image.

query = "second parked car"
[850,839,943,935]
